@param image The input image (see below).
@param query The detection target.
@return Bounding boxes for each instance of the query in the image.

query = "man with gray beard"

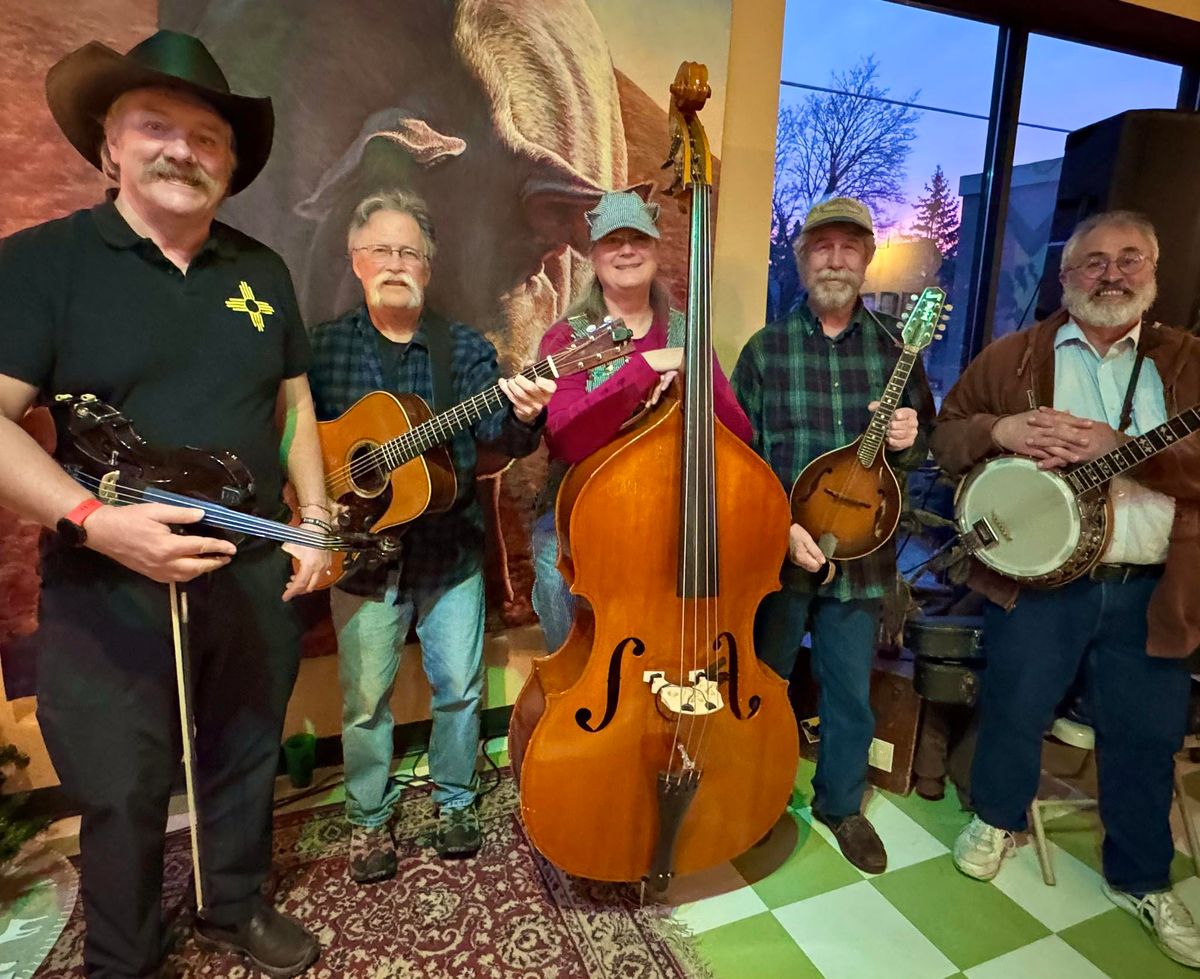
[733,197,934,874]
[933,211,1200,969]
[306,190,554,881]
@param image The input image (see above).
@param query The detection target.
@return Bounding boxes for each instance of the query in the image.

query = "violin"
[509,63,799,894]
[49,393,387,556]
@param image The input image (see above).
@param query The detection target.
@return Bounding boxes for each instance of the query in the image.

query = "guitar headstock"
[899,286,950,351]
[549,318,634,378]
[664,61,713,194]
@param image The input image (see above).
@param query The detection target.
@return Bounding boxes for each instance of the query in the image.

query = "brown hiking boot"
[814,811,888,874]
[348,823,396,883]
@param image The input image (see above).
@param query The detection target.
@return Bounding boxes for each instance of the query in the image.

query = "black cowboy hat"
[45,30,274,196]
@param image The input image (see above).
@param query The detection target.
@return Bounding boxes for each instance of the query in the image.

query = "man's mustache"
[143,158,219,192]
[812,269,860,285]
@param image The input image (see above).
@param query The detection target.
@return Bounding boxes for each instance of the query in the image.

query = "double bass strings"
[685,180,719,777]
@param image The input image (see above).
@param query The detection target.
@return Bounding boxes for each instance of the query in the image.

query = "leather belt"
[1087,562,1165,584]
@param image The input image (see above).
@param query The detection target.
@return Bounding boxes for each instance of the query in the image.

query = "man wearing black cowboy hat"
[0,31,328,978]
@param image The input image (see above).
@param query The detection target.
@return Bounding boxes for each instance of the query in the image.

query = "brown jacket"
[932,310,1200,657]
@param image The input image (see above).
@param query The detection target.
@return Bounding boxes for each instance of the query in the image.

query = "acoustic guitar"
[313,318,632,587]
[789,286,947,568]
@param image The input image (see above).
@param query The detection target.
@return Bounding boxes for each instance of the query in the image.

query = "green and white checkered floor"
[55,741,1187,978]
[671,757,1200,979]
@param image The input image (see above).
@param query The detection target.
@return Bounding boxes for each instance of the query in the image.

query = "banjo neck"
[1064,405,1200,495]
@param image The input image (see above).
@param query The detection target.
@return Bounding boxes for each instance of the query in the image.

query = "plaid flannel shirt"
[308,304,542,594]
[732,299,936,600]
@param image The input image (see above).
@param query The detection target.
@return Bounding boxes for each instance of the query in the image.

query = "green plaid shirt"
[308,304,542,594]
[732,300,935,600]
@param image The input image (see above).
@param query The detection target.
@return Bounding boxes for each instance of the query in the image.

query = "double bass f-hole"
[574,637,645,733]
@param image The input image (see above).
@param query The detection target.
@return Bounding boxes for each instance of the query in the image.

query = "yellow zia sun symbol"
[224,280,275,332]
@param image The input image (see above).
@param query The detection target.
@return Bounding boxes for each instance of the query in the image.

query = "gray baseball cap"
[585,190,661,242]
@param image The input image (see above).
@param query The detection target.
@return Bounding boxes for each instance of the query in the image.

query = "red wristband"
[62,498,104,526]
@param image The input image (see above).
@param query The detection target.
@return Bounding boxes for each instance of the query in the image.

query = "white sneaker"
[953,815,1015,881]
[1103,880,1200,969]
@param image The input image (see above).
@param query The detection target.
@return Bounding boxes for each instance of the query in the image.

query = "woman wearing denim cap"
[530,189,752,652]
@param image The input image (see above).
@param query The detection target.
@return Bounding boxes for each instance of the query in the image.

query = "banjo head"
[956,456,1083,580]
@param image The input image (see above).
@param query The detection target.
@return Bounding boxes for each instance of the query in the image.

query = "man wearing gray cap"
[733,196,934,873]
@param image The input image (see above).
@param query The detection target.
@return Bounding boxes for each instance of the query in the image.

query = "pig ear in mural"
[521,174,605,256]
[295,109,467,221]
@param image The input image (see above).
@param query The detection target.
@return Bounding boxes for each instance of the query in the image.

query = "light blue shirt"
[1054,319,1174,564]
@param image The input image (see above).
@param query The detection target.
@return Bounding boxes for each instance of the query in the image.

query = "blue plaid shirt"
[308,304,543,593]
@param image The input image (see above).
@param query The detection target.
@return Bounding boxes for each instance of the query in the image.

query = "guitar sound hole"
[348,442,388,497]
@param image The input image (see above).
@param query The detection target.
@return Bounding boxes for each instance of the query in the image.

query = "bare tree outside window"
[769,57,920,320]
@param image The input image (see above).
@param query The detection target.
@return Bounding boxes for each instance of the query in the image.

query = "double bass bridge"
[643,669,724,716]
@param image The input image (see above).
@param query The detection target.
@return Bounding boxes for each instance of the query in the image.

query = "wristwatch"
[56,498,104,547]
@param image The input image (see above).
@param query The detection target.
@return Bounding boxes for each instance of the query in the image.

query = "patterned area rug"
[34,773,711,978]
[0,844,78,979]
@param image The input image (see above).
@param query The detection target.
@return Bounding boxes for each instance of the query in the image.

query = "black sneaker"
[194,902,319,978]
[348,823,397,883]
[435,803,482,859]
[813,810,888,874]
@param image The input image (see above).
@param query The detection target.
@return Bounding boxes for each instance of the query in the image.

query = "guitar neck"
[376,360,557,471]
[1067,406,1200,493]
[858,347,919,466]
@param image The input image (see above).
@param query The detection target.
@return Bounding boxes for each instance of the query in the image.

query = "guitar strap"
[423,310,457,414]
[1117,348,1146,434]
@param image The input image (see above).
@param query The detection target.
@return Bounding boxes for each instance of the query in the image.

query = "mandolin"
[789,286,947,567]
[312,317,632,588]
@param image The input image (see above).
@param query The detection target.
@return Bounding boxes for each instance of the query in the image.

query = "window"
[773,1,1186,391]
[989,36,1180,338]
[772,0,997,398]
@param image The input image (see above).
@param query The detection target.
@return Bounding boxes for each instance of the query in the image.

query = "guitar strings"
[321,362,552,490]
[325,329,627,489]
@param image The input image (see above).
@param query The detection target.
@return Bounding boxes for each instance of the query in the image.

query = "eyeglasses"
[353,244,428,267]
[1065,253,1152,280]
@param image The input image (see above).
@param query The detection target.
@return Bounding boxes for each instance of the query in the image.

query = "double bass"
[509,63,799,893]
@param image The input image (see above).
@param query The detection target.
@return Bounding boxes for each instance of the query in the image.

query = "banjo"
[955,404,1200,587]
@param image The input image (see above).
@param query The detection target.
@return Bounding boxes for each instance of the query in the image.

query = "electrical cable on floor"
[271,735,508,810]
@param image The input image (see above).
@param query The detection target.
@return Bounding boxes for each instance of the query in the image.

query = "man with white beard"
[307,190,554,881]
[733,197,934,874]
[933,211,1200,969]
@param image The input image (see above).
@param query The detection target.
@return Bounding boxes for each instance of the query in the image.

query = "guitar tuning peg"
[910,294,919,301]
[943,304,954,311]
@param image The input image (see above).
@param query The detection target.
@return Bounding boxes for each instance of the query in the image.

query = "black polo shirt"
[0,199,310,523]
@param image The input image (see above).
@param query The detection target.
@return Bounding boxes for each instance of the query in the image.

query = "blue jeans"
[531,509,575,653]
[755,588,881,819]
[971,572,1189,895]
[331,570,485,826]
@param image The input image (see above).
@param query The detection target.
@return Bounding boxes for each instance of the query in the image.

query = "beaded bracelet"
[299,502,332,515]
